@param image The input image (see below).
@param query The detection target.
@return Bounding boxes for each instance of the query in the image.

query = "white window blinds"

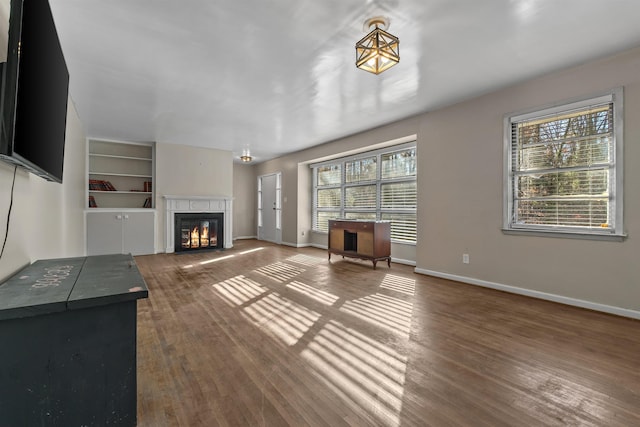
[505,90,624,238]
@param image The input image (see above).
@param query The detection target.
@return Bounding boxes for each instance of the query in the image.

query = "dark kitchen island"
[0,254,149,426]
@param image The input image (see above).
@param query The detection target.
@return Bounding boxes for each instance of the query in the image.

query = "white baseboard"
[234,236,257,240]
[309,244,415,266]
[414,268,640,320]
[392,258,416,267]
[282,241,313,248]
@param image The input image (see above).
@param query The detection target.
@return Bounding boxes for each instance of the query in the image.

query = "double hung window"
[504,89,624,238]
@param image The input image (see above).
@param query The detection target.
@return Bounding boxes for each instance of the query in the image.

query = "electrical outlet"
[462,253,470,264]
[301,231,305,236]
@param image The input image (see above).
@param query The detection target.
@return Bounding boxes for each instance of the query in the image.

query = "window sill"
[391,240,417,246]
[311,230,416,246]
[502,228,627,242]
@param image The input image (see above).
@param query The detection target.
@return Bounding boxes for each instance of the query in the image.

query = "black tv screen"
[0,0,69,183]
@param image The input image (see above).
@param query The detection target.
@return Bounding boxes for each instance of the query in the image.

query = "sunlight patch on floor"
[286,254,327,267]
[340,293,413,338]
[244,293,321,346]
[182,246,264,269]
[254,262,305,283]
[286,281,340,306]
[380,274,416,296]
[239,247,264,255]
[200,255,234,265]
[301,320,407,427]
[211,275,267,307]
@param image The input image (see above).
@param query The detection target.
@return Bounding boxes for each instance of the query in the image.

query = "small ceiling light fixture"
[355,16,399,75]
[240,148,252,163]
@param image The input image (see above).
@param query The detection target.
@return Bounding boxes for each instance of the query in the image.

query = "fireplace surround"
[164,195,233,253]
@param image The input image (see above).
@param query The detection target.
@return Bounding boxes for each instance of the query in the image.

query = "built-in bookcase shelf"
[89,172,153,178]
[87,139,155,209]
[90,153,152,162]
[88,191,153,194]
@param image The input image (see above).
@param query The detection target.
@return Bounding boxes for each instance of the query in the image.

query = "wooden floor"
[134,239,640,426]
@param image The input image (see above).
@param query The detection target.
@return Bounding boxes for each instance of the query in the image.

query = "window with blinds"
[313,164,342,233]
[505,90,624,238]
[312,143,417,243]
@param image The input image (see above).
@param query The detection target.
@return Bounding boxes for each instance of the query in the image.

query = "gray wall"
[233,163,257,239]
[246,46,640,315]
[2,0,636,315]
[416,47,640,314]
[253,117,419,263]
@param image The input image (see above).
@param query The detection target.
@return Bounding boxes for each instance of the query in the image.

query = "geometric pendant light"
[355,17,400,74]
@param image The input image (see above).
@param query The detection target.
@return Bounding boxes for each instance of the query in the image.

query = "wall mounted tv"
[0,0,69,183]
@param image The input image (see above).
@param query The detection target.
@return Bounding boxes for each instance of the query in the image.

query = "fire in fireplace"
[174,213,224,253]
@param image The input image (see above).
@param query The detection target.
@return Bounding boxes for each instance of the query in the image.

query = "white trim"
[84,208,155,213]
[303,134,417,166]
[233,235,257,240]
[309,139,417,169]
[502,228,626,241]
[163,195,233,253]
[613,88,625,236]
[414,268,640,320]
[311,143,417,241]
[503,87,624,237]
[87,137,155,146]
[509,93,614,122]
[282,241,313,248]
[309,244,415,266]
[257,172,282,244]
[391,257,416,267]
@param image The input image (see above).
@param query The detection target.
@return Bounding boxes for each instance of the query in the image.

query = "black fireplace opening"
[174,213,224,253]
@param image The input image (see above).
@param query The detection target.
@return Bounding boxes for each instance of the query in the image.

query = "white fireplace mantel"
[164,195,233,253]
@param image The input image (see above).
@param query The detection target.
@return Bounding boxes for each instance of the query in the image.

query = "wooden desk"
[0,254,148,426]
[328,219,391,269]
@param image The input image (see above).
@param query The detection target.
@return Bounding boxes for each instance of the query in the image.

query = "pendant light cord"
[0,165,17,259]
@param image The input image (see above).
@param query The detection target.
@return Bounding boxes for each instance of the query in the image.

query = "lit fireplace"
[174,213,223,253]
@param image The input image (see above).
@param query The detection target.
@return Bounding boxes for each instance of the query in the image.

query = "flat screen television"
[0,0,69,183]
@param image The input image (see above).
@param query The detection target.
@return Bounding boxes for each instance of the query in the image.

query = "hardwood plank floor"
[134,239,640,426]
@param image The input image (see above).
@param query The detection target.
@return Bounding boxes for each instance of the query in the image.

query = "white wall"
[0,101,86,281]
[154,142,233,252]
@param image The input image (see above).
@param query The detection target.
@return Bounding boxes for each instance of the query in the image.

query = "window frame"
[503,88,626,240]
[312,141,417,244]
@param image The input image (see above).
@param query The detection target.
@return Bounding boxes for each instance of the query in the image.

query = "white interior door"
[258,173,281,244]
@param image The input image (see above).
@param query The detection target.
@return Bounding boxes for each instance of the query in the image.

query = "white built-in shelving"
[86,138,156,255]
[87,139,155,209]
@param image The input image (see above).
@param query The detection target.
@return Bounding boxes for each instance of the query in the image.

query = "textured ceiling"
[48,0,640,163]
